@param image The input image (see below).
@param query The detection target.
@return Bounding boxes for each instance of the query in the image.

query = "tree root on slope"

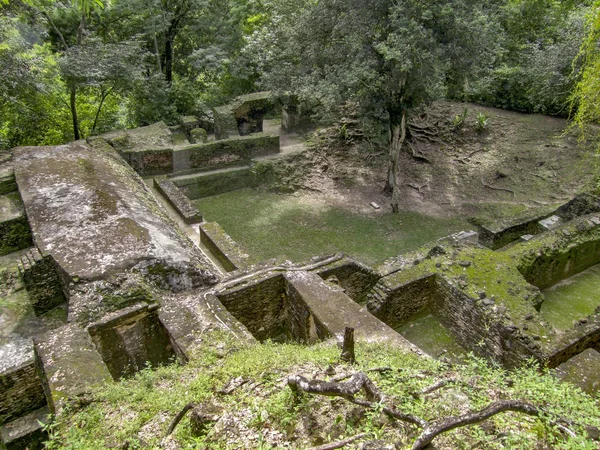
[286,371,563,450]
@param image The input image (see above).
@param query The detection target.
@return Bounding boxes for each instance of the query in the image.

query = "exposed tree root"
[407,142,432,163]
[287,372,428,427]
[166,402,197,436]
[286,371,575,450]
[411,400,540,449]
[406,183,429,195]
[481,178,515,199]
[309,432,368,450]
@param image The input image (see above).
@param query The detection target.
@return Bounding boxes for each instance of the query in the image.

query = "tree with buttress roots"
[260,0,499,212]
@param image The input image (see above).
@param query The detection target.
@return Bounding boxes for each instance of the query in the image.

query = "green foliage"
[44,336,600,449]
[464,2,591,115]
[570,2,600,136]
[475,112,490,133]
[452,107,470,131]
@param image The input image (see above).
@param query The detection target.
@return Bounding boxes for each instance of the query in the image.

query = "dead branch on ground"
[286,371,570,450]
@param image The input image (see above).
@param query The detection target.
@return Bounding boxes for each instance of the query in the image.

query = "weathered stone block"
[190,128,208,144]
[0,406,49,450]
[88,304,178,380]
[216,273,288,341]
[158,293,254,360]
[155,180,202,224]
[0,193,32,257]
[554,348,600,395]
[17,249,65,316]
[187,133,280,170]
[285,271,416,349]
[34,324,112,415]
[13,142,218,288]
[0,161,17,195]
[314,257,380,304]
[179,116,199,134]
[200,222,250,272]
[0,340,46,426]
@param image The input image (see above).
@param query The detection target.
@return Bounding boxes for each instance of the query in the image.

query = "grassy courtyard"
[194,188,469,266]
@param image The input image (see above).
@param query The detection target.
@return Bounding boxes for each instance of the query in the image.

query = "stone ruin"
[1,93,600,448]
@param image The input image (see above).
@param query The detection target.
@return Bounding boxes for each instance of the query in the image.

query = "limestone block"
[200,222,250,272]
[172,167,255,200]
[158,293,254,360]
[34,324,112,414]
[0,193,32,256]
[87,304,177,380]
[155,180,202,224]
[13,142,218,287]
[179,116,199,134]
[17,248,65,316]
[0,161,16,195]
[554,348,600,395]
[0,406,49,450]
[284,271,417,350]
[190,128,208,144]
[0,339,45,425]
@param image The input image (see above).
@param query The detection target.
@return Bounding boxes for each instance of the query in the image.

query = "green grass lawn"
[194,188,469,266]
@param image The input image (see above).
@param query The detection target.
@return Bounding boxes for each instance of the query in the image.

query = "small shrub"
[451,107,469,131]
[475,112,490,133]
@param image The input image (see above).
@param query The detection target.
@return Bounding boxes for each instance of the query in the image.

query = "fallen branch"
[406,183,429,195]
[309,432,368,450]
[411,400,540,449]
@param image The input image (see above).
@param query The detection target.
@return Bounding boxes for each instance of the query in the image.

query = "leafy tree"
[259,0,498,211]
[570,1,600,135]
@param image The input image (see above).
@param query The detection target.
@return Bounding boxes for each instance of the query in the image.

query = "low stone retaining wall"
[517,216,600,289]
[200,222,250,272]
[315,257,380,304]
[172,167,255,200]
[155,180,203,224]
[545,310,600,368]
[0,161,16,195]
[121,133,280,176]
[216,273,288,341]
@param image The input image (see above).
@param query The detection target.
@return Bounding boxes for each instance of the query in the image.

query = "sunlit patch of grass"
[195,189,469,266]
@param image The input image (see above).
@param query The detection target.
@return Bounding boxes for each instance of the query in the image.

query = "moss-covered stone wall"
[88,304,178,380]
[173,167,256,200]
[367,275,435,329]
[315,258,381,305]
[216,273,288,342]
[0,360,45,425]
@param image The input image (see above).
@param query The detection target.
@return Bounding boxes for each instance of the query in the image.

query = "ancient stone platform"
[13,142,217,285]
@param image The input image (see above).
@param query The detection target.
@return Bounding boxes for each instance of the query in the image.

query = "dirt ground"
[289,101,598,225]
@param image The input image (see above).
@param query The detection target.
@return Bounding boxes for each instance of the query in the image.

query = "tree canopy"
[1,0,599,193]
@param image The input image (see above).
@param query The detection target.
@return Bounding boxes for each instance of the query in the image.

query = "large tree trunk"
[386,108,407,213]
[164,35,174,84]
[70,85,80,141]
